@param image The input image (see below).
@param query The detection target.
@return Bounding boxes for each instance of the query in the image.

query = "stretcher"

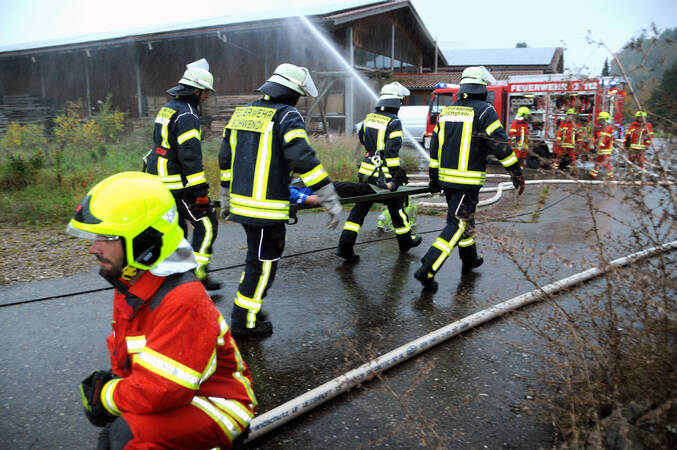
[288,185,430,224]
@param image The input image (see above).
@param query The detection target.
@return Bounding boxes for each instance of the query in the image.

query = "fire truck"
[424,74,626,168]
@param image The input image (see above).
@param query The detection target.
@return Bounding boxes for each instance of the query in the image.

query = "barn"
[0,0,445,135]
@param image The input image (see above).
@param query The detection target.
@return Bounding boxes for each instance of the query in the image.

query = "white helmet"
[458,66,496,95]
[258,63,318,98]
[168,58,215,95]
[376,82,410,108]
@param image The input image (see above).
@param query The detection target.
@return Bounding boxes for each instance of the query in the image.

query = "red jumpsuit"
[509,118,529,167]
[100,271,257,449]
[553,119,580,170]
[589,124,614,179]
[624,121,654,169]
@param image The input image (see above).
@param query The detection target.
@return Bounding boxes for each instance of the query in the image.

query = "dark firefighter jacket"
[357,109,406,187]
[429,98,520,189]
[218,99,332,226]
[146,98,209,199]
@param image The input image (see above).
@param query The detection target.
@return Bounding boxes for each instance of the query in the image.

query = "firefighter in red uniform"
[589,111,615,179]
[67,172,256,449]
[553,108,580,172]
[509,106,530,169]
[624,110,654,169]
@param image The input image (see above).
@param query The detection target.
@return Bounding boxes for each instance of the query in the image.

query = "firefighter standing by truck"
[553,108,581,172]
[144,59,221,291]
[218,63,341,338]
[624,111,654,170]
[67,172,256,449]
[414,67,525,291]
[336,82,422,263]
[509,106,530,169]
[589,112,615,179]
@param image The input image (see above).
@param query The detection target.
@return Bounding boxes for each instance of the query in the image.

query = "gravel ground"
[0,225,95,285]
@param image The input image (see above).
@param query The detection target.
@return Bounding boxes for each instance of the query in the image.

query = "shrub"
[53,102,103,151]
[94,94,126,143]
[0,123,48,189]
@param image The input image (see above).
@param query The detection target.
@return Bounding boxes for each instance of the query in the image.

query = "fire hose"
[245,239,677,442]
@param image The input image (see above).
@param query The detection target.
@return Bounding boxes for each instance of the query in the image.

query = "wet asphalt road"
[0,173,671,449]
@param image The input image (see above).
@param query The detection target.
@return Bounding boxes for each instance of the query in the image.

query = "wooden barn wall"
[352,11,422,68]
[0,14,428,132]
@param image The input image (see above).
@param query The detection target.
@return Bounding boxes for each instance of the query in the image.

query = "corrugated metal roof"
[0,0,386,53]
[392,70,544,89]
[441,48,559,66]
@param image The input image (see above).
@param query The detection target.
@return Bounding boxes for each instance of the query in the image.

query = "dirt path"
[0,224,96,285]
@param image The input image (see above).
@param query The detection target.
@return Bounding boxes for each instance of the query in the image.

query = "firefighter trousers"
[553,146,577,170]
[589,154,613,179]
[419,188,480,276]
[628,148,646,169]
[336,181,415,252]
[97,399,251,449]
[173,190,218,274]
[232,223,286,329]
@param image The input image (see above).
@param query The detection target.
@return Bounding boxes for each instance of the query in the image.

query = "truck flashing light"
[435,82,449,88]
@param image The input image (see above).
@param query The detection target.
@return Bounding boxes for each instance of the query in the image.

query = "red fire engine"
[424,74,626,168]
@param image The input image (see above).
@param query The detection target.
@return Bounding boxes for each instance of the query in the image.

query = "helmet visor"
[65,223,120,241]
[298,67,317,97]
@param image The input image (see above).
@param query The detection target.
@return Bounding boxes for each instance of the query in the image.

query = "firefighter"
[589,111,615,179]
[336,81,422,262]
[624,110,654,169]
[414,67,525,291]
[509,106,530,169]
[66,172,256,448]
[218,63,341,338]
[144,58,221,291]
[553,108,580,172]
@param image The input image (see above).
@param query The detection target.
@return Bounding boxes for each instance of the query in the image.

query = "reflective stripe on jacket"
[624,121,654,150]
[101,271,256,420]
[596,124,615,155]
[146,98,209,197]
[429,98,519,189]
[357,110,404,182]
[218,99,331,226]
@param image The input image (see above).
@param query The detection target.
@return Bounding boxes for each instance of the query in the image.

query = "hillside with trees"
[610,26,677,128]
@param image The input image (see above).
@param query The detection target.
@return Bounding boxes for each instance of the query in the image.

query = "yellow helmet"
[66,172,184,273]
[635,110,647,118]
[517,106,530,117]
[597,111,611,122]
[566,108,577,115]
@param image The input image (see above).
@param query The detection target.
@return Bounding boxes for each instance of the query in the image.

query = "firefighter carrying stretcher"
[144,59,222,291]
[414,66,525,291]
[336,82,422,262]
[218,63,342,338]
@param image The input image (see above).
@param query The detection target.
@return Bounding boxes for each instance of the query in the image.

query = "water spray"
[297,14,430,162]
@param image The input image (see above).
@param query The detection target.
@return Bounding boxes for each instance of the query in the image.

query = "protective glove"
[511,172,526,195]
[191,195,215,219]
[79,370,119,427]
[428,178,441,194]
[315,184,342,230]
[219,186,230,220]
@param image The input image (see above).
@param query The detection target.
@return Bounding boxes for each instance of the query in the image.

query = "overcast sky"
[1,0,675,76]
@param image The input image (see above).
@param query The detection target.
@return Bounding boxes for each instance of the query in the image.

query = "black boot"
[398,234,422,253]
[336,246,360,263]
[230,305,272,338]
[459,244,484,274]
[414,265,438,291]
